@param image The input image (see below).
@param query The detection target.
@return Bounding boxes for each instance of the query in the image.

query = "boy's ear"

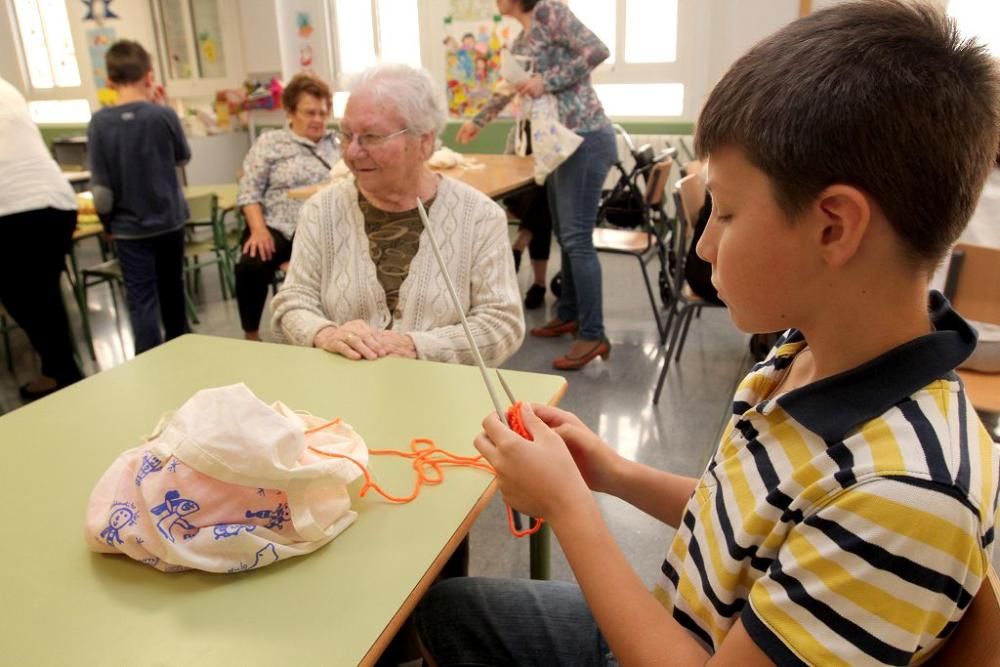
[812,184,870,268]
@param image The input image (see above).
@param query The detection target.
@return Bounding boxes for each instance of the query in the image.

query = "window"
[948,0,1000,56]
[331,0,421,81]
[11,0,82,89]
[568,0,684,118]
[153,0,228,81]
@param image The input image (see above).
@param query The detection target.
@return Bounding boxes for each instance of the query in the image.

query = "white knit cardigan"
[271,175,525,366]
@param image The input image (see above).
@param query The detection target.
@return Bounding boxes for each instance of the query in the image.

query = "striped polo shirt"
[654,293,999,666]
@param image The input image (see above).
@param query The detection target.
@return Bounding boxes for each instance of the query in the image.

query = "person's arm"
[474,407,742,666]
[236,134,278,260]
[535,2,609,94]
[161,106,191,167]
[86,119,114,233]
[406,198,524,365]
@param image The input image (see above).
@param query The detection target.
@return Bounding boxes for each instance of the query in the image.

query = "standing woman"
[457,0,616,370]
[235,74,338,340]
[0,76,84,400]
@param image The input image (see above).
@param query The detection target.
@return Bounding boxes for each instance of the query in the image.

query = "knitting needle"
[496,369,517,407]
[416,198,509,427]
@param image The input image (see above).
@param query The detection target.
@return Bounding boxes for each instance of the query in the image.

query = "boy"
[88,40,191,354]
[415,1,1000,665]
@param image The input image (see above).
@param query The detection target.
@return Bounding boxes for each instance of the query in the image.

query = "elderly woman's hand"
[375,331,417,359]
[313,321,384,360]
[456,121,480,144]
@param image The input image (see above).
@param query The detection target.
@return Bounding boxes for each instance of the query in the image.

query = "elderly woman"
[235,73,338,340]
[271,64,524,366]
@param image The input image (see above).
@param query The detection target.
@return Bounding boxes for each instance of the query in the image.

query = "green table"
[0,335,565,666]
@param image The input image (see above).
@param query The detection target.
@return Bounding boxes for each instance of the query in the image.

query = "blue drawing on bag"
[135,536,144,545]
[167,460,179,473]
[135,453,164,486]
[245,502,290,531]
[100,501,137,546]
[213,524,257,540]
[256,488,266,496]
[227,544,279,573]
[150,490,200,543]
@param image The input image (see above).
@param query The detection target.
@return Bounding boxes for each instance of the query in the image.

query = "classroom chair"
[593,157,675,341]
[182,192,227,323]
[944,243,1000,415]
[653,169,727,404]
[927,565,1000,665]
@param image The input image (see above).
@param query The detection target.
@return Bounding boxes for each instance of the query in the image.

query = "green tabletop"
[0,335,565,666]
[183,183,239,212]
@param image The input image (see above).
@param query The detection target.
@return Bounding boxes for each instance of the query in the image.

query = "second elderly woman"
[235,73,338,340]
[271,64,524,366]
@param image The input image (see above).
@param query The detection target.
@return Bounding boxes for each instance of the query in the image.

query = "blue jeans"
[115,228,190,354]
[414,577,618,666]
[548,125,617,340]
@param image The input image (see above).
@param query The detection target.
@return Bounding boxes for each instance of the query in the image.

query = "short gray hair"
[349,64,447,137]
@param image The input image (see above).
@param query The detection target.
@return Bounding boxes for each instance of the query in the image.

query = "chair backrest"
[676,173,706,236]
[927,566,1000,665]
[946,243,1000,325]
[643,158,674,207]
[186,192,219,226]
[683,159,704,179]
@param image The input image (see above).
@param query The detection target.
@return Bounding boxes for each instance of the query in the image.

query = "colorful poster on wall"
[296,12,316,73]
[86,26,118,106]
[442,10,519,119]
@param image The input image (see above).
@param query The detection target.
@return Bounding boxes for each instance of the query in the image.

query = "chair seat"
[957,369,1000,413]
[184,240,218,257]
[593,227,655,253]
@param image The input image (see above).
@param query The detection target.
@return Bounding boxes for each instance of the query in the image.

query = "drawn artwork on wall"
[86,26,118,106]
[297,12,316,74]
[442,5,520,119]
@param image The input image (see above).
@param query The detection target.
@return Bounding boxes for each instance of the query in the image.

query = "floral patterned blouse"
[236,127,338,240]
[473,0,610,133]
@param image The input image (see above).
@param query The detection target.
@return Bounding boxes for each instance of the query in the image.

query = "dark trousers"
[504,184,553,261]
[235,226,293,333]
[115,228,189,355]
[0,207,83,385]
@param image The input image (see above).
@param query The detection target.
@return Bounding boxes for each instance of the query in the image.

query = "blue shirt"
[87,101,191,239]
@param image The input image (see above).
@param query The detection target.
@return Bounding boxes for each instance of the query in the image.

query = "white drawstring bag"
[84,383,367,573]
[499,48,582,183]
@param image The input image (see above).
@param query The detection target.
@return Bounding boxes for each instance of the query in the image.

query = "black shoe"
[524,284,546,309]
[513,249,522,272]
[19,382,61,401]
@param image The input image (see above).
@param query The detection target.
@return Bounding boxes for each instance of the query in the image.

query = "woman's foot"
[245,331,261,341]
[552,337,611,370]
[524,284,546,310]
[530,317,578,337]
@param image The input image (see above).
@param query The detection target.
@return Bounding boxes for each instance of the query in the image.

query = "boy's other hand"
[533,404,624,495]
[475,404,593,521]
[243,228,276,261]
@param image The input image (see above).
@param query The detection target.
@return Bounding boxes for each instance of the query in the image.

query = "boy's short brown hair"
[106,40,152,86]
[696,0,1000,267]
[281,74,333,113]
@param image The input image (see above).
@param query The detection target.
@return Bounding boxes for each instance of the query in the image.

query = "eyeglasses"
[335,128,409,150]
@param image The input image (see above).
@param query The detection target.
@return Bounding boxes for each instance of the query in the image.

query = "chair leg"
[675,308,697,362]
[636,255,666,343]
[184,289,200,325]
[76,277,97,361]
[653,303,691,404]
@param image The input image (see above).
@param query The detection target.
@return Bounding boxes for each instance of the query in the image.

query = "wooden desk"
[184,183,239,213]
[0,334,566,666]
[288,154,535,202]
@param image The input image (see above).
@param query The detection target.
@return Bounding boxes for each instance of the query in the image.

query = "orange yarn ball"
[506,401,533,441]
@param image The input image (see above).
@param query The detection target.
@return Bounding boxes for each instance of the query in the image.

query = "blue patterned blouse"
[473,0,610,133]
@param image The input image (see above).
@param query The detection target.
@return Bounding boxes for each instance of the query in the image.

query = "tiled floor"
[2,168,999,584]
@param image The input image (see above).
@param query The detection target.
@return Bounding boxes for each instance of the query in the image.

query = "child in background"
[416,1,1000,665]
[88,40,191,354]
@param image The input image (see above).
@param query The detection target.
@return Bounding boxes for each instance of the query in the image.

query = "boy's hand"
[474,404,594,521]
[532,404,625,495]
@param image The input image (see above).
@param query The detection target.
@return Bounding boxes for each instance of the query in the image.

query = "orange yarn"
[305,413,543,537]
